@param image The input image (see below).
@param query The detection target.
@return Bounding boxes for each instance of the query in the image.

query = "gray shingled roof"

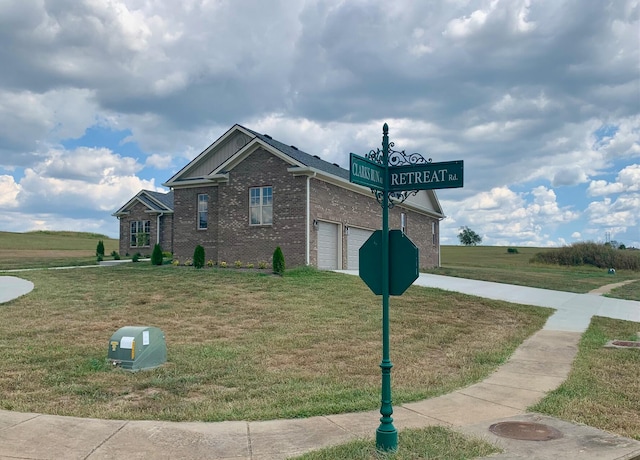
[243,126,350,180]
[142,190,174,211]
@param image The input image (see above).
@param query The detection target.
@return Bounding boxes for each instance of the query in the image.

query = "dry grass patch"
[0,265,551,422]
[531,316,640,440]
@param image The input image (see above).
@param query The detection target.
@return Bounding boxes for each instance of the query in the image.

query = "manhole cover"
[489,422,563,441]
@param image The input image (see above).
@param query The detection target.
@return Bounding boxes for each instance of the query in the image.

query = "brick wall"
[171,149,307,267]
[217,149,307,267]
[309,179,440,268]
[172,186,219,263]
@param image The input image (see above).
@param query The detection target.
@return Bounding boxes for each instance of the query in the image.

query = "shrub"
[219,261,227,268]
[96,254,103,263]
[246,263,254,269]
[162,251,172,259]
[234,260,243,268]
[531,242,640,270]
[207,260,214,267]
[151,244,163,265]
[193,245,205,269]
[507,248,519,254]
[273,246,285,275]
[172,259,180,266]
[96,240,105,257]
[258,261,268,269]
[132,253,140,263]
[184,258,193,266]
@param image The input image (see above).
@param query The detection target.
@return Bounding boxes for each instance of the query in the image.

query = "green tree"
[458,226,482,246]
[272,246,285,275]
[96,240,105,257]
[193,245,205,269]
[151,244,163,265]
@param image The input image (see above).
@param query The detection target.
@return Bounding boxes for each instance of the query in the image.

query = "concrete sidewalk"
[1,273,639,459]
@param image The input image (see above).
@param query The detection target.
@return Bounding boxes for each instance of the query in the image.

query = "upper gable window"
[198,194,208,230]
[249,186,273,225]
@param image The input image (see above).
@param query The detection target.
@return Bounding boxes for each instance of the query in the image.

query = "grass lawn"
[292,426,500,460]
[427,246,640,298]
[0,264,550,422]
[530,316,640,440]
[606,280,640,301]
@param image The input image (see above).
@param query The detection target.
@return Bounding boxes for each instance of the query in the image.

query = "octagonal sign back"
[359,230,419,296]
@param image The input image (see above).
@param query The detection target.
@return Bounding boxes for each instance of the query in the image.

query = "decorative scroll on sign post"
[349,123,464,452]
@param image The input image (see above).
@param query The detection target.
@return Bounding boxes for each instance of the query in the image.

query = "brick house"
[113,124,445,269]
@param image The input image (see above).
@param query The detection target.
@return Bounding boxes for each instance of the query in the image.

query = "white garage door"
[317,221,339,270]
[347,227,373,269]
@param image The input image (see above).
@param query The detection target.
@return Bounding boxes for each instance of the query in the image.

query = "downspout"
[306,172,316,265]
[156,212,164,246]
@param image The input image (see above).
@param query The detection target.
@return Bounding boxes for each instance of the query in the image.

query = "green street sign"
[350,153,385,191]
[388,160,463,192]
[359,230,419,296]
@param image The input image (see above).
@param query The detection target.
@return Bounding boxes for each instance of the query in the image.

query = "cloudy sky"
[1,0,638,247]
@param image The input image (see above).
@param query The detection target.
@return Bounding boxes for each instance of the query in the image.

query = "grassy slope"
[0,231,119,270]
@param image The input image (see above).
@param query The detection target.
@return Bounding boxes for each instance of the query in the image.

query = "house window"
[401,213,407,234]
[432,222,436,245]
[249,186,273,225]
[130,220,151,247]
[198,194,208,230]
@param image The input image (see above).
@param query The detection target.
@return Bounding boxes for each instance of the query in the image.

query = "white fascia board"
[288,167,445,219]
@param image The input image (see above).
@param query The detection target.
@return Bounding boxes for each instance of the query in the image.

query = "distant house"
[113,124,445,269]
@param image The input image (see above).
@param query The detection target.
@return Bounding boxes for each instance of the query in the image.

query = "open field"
[0,265,550,421]
[427,245,640,298]
[0,231,119,270]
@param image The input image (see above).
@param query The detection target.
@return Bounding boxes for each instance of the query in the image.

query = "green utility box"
[108,326,166,371]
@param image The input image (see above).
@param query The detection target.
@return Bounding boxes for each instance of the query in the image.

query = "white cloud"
[0,175,21,208]
[587,164,640,196]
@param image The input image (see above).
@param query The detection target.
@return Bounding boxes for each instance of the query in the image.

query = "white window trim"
[249,186,273,226]
[197,194,208,230]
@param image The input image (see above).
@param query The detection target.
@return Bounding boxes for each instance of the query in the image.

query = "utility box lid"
[108,326,166,371]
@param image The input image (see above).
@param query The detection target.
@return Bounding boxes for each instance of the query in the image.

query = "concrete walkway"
[1,273,639,459]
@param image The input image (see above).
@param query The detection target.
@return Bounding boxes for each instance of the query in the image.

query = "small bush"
[132,253,140,263]
[172,259,180,266]
[193,245,205,269]
[507,248,519,254]
[96,254,103,262]
[151,244,163,266]
[234,260,243,268]
[258,261,268,269]
[219,261,227,268]
[207,260,214,267]
[246,263,254,269]
[162,251,172,259]
[273,246,285,275]
[96,240,105,257]
[184,258,193,266]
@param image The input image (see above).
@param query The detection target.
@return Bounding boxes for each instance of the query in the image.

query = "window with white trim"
[130,220,151,247]
[249,186,273,225]
[432,221,436,245]
[198,194,208,230]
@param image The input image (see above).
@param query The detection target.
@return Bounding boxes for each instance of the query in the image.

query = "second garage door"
[347,227,373,269]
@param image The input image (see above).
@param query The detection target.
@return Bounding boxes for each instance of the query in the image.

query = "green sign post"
[350,124,463,452]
